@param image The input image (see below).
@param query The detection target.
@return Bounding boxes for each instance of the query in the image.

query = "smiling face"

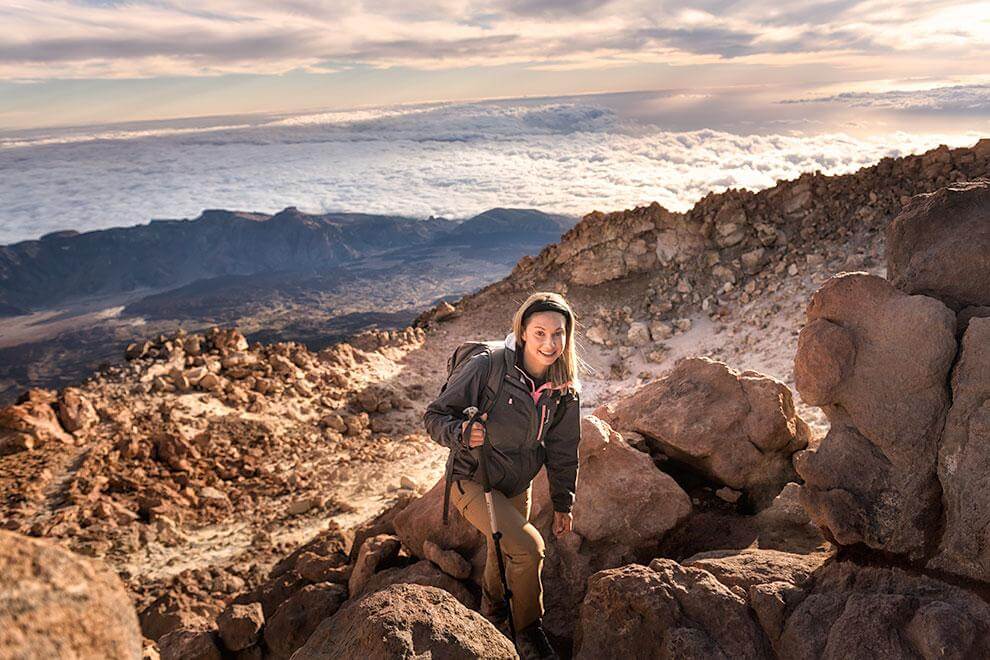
[521,310,568,376]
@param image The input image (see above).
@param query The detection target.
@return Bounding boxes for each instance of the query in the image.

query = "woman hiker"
[423,292,583,660]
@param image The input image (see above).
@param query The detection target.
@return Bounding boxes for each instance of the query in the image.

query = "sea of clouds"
[0,95,982,245]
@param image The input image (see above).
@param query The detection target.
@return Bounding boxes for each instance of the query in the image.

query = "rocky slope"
[1,140,988,658]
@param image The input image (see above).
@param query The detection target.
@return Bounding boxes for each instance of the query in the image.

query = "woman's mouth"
[539,350,557,359]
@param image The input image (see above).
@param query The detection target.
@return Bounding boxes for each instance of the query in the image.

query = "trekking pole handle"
[461,406,482,447]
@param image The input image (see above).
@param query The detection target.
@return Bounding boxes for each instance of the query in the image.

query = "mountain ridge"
[0,207,577,313]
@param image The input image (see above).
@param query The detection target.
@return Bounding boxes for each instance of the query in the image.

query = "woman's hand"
[460,412,487,448]
[553,511,573,537]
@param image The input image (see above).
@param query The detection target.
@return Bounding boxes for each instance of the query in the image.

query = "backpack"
[440,340,508,524]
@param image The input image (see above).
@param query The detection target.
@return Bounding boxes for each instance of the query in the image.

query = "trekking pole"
[463,405,516,643]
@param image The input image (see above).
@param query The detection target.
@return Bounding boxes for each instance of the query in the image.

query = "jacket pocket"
[482,443,519,495]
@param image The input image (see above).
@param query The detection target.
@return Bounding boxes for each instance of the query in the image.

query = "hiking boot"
[515,620,558,660]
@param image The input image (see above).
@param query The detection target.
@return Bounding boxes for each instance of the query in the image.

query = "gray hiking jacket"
[423,332,581,513]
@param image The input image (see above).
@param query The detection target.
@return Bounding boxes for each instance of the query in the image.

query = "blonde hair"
[511,291,584,396]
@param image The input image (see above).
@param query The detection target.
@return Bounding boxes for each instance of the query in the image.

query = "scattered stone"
[575,559,771,659]
[348,534,401,598]
[423,539,472,579]
[158,629,222,660]
[0,389,74,455]
[361,559,476,609]
[56,387,99,433]
[715,487,741,503]
[215,602,263,652]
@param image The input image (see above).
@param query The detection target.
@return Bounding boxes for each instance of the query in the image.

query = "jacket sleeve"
[422,352,489,451]
[544,390,581,514]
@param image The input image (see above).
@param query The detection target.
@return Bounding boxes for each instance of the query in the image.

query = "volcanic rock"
[794,272,955,558]
[574,559,771,659]
[887,180,990,309]
[0,530,142,659]
[931,317,990,581]
[293,584,517,659]
[597,357,809,507]
[263,583,347,660]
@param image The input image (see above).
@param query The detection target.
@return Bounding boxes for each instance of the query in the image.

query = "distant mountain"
[435,208,575,244]
[0,207,577,312]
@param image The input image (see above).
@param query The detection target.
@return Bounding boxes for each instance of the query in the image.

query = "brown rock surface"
[574,559,771,659]
[361,559,477,609]
[0,388,74,454]
[683,548,826,593]
[931,317,990,581]
[56,386,99,433]
[794,272,956,557]
[777,561,990,659]
[887,179,990,310]
[599,357,809,507]
[216,601,264,652]
[263,583,347,660]
[158,628,223,660]
[530,415,692,639]
[348,534,401,598]
[392,478,486,578]
[423,538,472,579]
[0,530,142,659]
[293,583,517,659]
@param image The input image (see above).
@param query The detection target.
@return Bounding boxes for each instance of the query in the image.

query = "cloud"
[0,97,980,244]
[502,0,616,17]
[781,83,990,113]
[1,0,988,80]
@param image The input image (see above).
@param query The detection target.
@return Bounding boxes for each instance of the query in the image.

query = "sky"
[2,0,990,130]
[1,1,989,245]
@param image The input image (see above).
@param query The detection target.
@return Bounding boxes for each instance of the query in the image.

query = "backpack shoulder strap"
[479,345,508,414]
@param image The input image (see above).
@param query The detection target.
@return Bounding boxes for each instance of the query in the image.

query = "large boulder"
[776,560,990,658]
[574,559,771,659]
[931,317,990,581]
[534,415,692,546]
[0,530,142,659]
[292,584,517,659]
[530,415,692,640]
[0,389,74,455]
[887,180,990,310]
[794,273,956,558]
[597,357,810,507]
[392,478,486,583]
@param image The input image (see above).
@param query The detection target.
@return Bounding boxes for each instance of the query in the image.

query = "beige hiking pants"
[451,478,545,632]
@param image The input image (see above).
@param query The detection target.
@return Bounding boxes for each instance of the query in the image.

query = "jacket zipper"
[514,364,549,445]
[535,404,547,444]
